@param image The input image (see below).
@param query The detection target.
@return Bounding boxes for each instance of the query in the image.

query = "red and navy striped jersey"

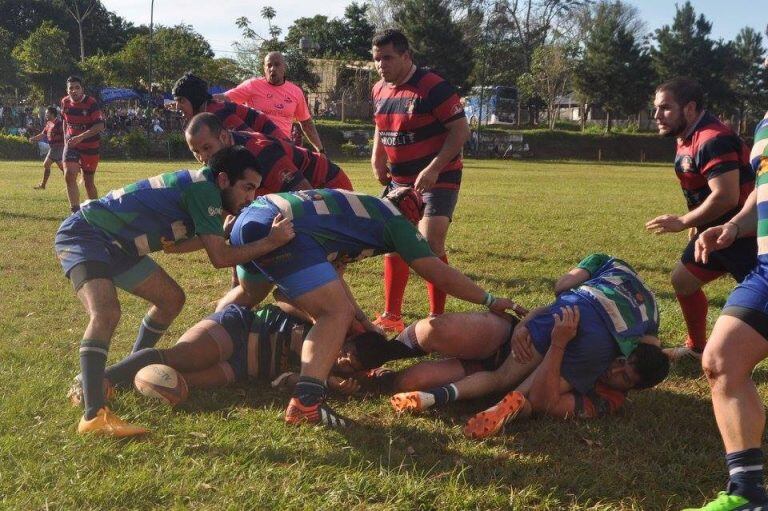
[231,131,306,194]
[204,100,280,138]
[372,67,465,189]
[675,111,754,227]
[60,95,104,148]
[42,118,64,147]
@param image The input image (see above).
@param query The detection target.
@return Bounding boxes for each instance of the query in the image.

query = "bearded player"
[645,77,756,361]
[370,29,470,333]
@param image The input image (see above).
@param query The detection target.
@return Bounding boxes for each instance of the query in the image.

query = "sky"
[101,0,766,58]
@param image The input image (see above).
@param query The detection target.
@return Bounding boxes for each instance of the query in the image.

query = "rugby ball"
[134,364,188,406]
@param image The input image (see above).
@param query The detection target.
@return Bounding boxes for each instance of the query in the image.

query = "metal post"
[148,0,155,106]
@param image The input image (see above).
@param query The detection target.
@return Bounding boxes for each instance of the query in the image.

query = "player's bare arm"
[553,268,592,295]
[200,213,294,268]
[298,119,324,152]
[695,188,758,264]
[527,306,580,415]
[68,121,105,147]
[413,118,471,193]
[371,126,390,185]
[646,171,740,234]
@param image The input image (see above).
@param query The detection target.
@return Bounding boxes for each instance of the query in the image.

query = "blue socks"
[426,383,459,406]
[132,314,168,353]
[726,448,768,503]
[105,348,163,387]
[80,339,109,420]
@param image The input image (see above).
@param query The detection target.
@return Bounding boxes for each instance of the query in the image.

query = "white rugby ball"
[134,364,189,406]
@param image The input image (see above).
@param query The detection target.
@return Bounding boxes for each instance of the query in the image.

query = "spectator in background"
[28,106,64,190]
[214,51,325,153]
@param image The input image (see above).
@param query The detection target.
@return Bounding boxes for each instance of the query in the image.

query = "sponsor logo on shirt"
[406,99,416,115]
[284,97,293,104]
[275,103,285,110]
[208,206,222,216]
[679,155,694,173]
[379,130,416,146]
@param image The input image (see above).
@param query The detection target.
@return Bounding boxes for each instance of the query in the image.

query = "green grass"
[0,158,755,509]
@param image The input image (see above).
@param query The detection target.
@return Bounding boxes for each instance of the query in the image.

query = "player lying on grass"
[382,254,669,438]
[224,151,525,429]
[55,151,294,437]
[69,303,364,419]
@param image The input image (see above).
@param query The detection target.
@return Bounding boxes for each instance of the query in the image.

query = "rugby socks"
[294,376,327,407]
[427,254,449,316]
[383,254,409,318]
[676,290,708,351]
[80,339,109,420]
[132,314,169,352]
[726,448,768,503]
[104,348,163,387]
[423,383,460,408]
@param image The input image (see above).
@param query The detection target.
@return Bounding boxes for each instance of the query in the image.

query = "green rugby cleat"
[682,491,759,511]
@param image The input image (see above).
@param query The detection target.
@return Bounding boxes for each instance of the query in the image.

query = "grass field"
[0,157,759,510]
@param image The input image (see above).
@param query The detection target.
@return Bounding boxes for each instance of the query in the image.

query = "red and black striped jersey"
[675,111,754,227]
[204,100,280,138]
[60,95,103,148]
[231,131,305,195]
[372,67,465,189]
[42,118,64,147]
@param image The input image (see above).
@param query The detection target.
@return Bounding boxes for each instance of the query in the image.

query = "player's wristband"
[725,221,740,237]
[483,291,495,307]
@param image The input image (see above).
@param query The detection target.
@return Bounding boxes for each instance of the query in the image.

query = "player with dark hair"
[370,28,471,333]
[69,304,362,416]
[172,72,281,138]
[681,117,768,511]
[28,106,64,190]
[225,161,524,428]
[646,76,756,361]
[55,157,295,437]
[61,75,105,212]
[384,254,668,438]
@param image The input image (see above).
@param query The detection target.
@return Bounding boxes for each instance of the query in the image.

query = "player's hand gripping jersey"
[230,189,434,298]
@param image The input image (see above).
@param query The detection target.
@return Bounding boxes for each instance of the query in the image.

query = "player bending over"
[56,151,294,437]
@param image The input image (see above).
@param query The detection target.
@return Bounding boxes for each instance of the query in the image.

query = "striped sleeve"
[428,79,465,124]
[697,135,742,178]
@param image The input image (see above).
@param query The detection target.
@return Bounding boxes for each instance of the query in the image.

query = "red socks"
[383,254,409,318]
[427,254,449,315]
[676,289,708,351]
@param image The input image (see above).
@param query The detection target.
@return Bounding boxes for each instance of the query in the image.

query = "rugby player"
[55,150,294,437]
[386,254,669,438]
[171,72,281,138]
[681,114,768,511]
[214,51,325,152]
[225,154,524,428]
[61,76,105,212]
[370,29,471,333]
[185,113,352,195]
[69,304,361,420]
[28,106,64,190]
[645,77,756,361]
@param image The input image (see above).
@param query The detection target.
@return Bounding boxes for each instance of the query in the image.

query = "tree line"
[2,0,766,132]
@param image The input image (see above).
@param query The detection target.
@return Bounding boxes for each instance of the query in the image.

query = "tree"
[231,12,320,91]
[394,0,474,89]
[517,43,574,129]
[339,2,376,59]
[574,1,655,132]
[731,27,767,131]
[0,28,21,93]
[115,25,214,90]
[284,3,374,60]
[199,58,251,88]
[651,2,734,113]
[61,0,98,61]
[12,21,75,103]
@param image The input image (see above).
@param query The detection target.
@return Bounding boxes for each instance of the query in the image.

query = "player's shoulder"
[414,68,451,89]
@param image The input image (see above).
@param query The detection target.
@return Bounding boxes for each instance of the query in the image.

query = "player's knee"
[702,349,736,390]
[89,304,121,333]
[163,285,186,317]
[670,267,700,295]
[64,169,78,183]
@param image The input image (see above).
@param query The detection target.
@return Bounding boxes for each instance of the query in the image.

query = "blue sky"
[101,0,765,58]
